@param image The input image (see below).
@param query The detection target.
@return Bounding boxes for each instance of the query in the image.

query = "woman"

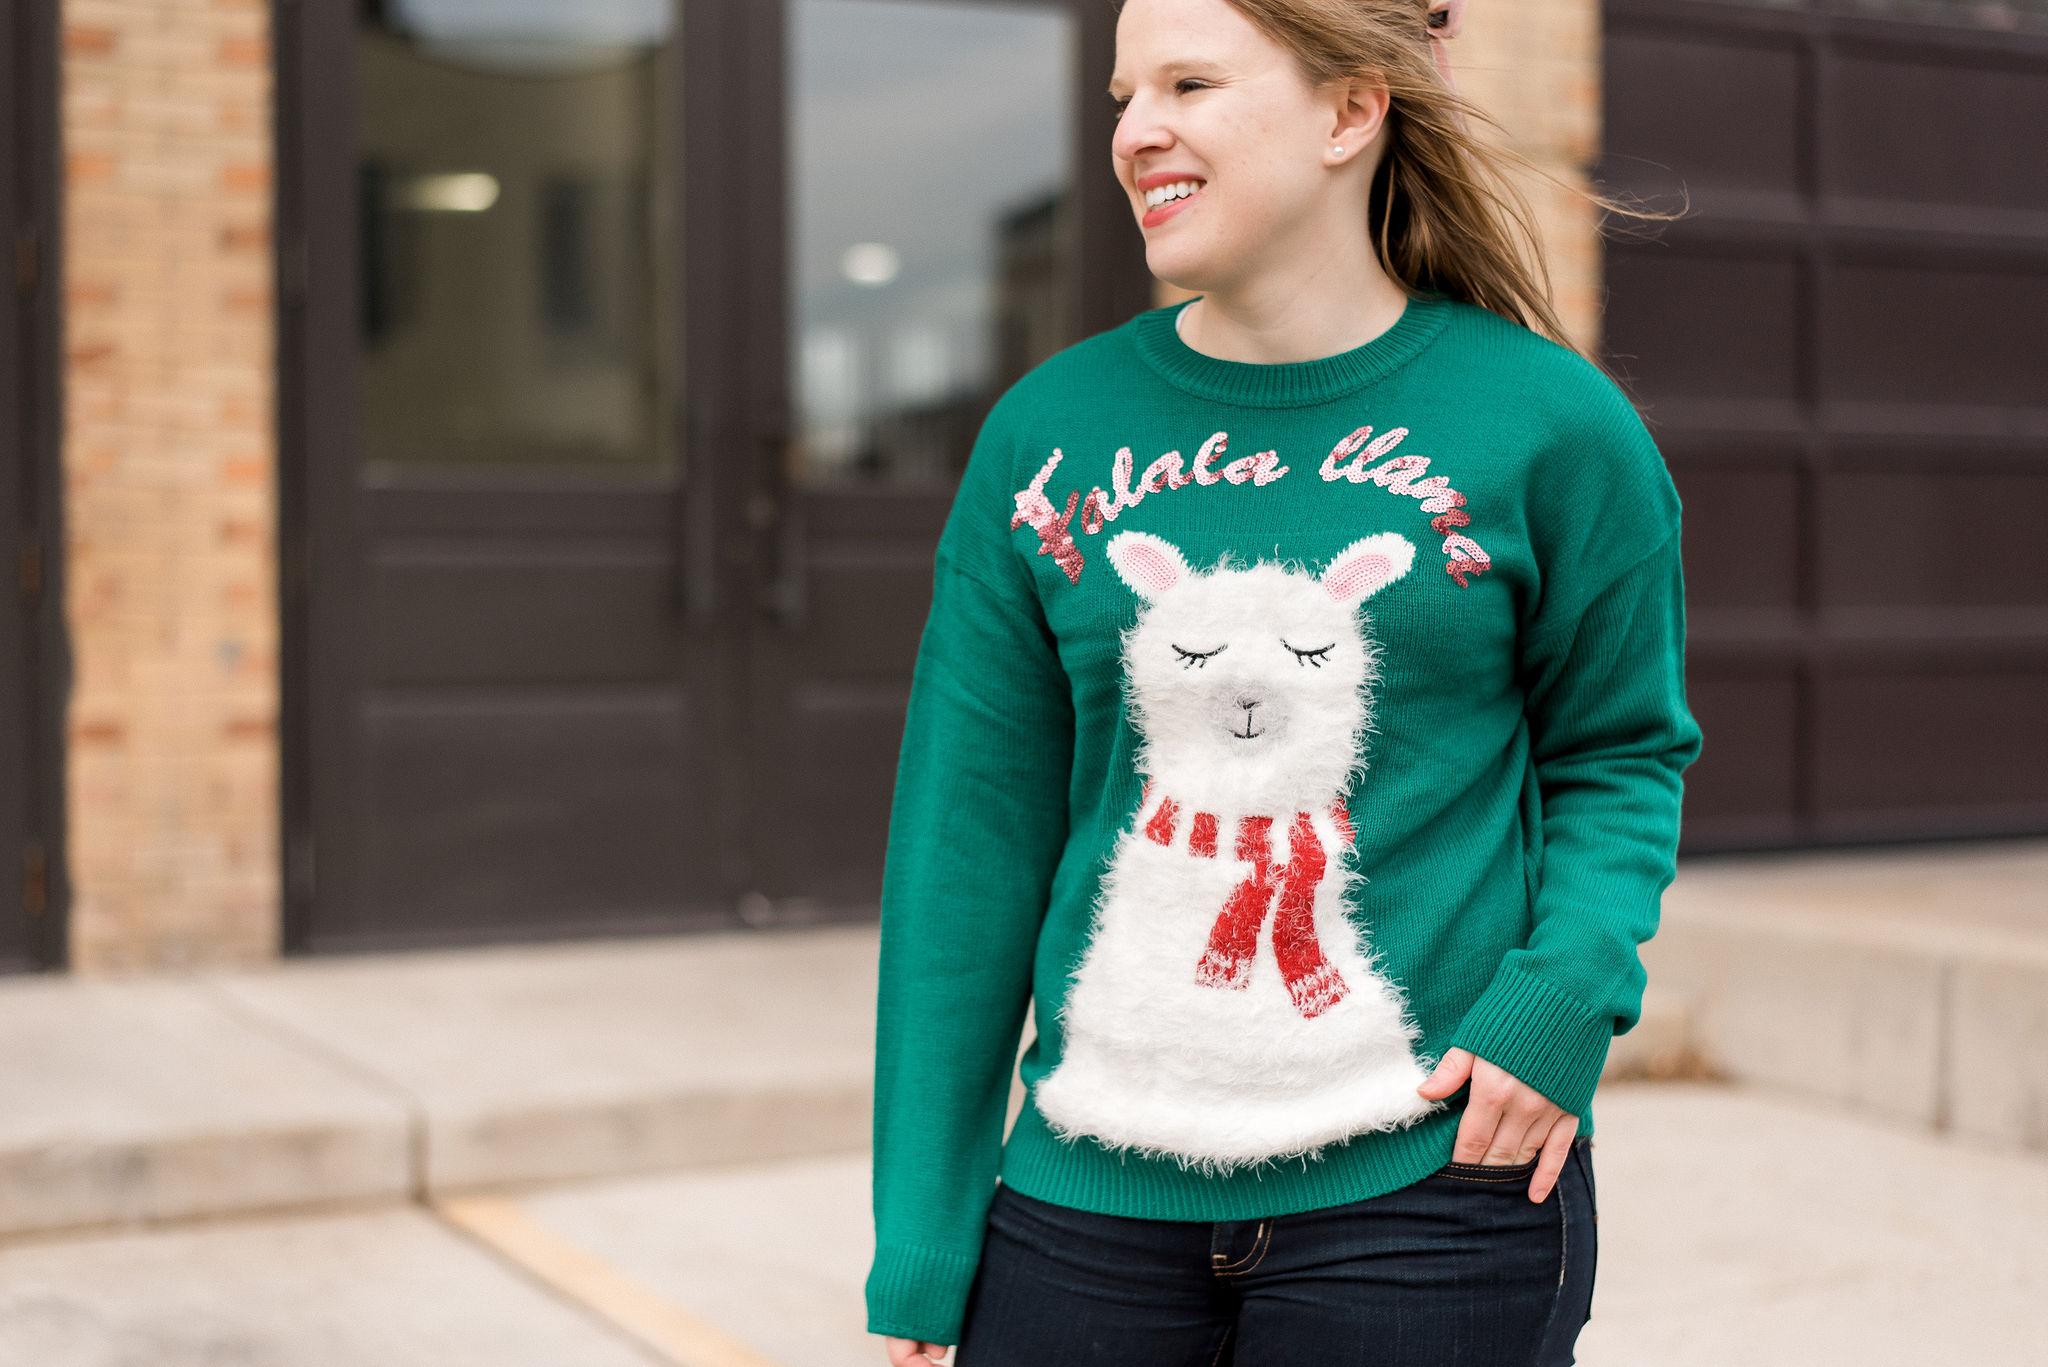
[871,0,1699,1361]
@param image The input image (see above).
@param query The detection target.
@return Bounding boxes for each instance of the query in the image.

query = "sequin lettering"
[1010,449,1086,584]
[1011,420,1491,588]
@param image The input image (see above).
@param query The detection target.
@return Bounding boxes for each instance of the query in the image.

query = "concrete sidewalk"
[0,840,2042,1241]
[3,1083,2040,1367]
[508,1083,2048,1367]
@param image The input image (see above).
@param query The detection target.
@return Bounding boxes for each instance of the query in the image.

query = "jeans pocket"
[1434,1156,1541,1184]
[1572,1138,1597,1220]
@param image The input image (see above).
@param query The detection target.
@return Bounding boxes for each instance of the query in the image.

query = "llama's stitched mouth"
[1232,718,1264,740]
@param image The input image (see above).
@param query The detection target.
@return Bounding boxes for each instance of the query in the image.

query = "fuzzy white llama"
[1034,530,1438,1168]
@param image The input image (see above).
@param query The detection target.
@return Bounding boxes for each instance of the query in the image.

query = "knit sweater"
[866,294,1701,1344]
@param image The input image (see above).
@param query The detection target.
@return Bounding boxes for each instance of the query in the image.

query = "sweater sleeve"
[1449,527,1701,1118]
[865,450,1074,1340]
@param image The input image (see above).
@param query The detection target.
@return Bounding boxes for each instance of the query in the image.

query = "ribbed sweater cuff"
[865,1243,981,1345]
[1450,964,1613,1119]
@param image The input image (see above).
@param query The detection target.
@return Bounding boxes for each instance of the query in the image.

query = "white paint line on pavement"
[433,1195,786,1367]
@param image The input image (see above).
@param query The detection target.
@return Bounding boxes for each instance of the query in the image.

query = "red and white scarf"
[1140,791,1359,1020]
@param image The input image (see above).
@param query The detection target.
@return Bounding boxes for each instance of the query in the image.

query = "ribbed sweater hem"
[997,1099,1464,1222]
[865,1243,981,1344]
[1451,962,1614,1120]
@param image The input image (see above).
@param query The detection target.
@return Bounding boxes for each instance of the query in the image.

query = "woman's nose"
[1110,98,1171,167]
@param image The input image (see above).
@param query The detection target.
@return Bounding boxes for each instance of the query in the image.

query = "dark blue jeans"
[958,1138,1597,1366]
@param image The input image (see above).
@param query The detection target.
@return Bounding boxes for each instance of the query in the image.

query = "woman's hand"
[1417,1047,1579,1203]
[885,1337,951,1365]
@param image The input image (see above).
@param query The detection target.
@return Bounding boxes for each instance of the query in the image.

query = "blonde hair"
[1220,0,1626,352]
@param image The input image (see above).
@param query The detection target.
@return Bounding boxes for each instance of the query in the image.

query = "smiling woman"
[868,0,1699,1363]
[1104,0,1580,361]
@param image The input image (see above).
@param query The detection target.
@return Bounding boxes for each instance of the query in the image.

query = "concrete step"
[1643,839,2048,1152]
[0,928,877,1240]
[6,1085,2043,1366]
[0,978,411,1237]
[210,928,878,1193]
[1,841,2040,1241]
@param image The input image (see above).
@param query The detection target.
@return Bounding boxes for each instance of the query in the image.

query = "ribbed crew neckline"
[1131,293,1452,408]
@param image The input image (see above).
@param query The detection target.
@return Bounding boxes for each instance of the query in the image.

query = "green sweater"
[867,294,1701,1343]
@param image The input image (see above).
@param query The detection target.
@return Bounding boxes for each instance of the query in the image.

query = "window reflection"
[356,0,672,476]
[790,0,1074,487]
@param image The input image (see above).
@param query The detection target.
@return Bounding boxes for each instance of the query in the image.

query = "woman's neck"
[1174,249,1412,365]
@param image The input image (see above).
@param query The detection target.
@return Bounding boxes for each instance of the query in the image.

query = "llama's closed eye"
[1172,644,1227,669]
[1285,641,1334,668]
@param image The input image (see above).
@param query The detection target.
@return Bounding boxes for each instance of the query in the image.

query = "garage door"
[1603,0,2048,849]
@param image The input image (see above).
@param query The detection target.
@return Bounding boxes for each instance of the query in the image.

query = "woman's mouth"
[1140,178,1205,228]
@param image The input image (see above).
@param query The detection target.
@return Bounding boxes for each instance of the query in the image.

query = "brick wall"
[61,0,277,971]
[1453,0,1604,353]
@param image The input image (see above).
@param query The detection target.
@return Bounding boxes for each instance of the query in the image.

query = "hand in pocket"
[1418,1048,1579,1203]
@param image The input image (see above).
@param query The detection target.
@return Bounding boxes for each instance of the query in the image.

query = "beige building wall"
[1453,0,1604,353]
[61,0,278,972]
[49,0,1600,973]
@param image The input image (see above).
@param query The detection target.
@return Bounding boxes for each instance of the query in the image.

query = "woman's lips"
[1141,185,1204,229]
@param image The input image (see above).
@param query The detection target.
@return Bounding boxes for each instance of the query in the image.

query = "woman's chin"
[1144,251,1219,300]
[1144,232,1256,304]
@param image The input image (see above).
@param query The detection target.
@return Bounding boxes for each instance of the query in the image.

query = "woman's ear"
[1326,76,1392,165]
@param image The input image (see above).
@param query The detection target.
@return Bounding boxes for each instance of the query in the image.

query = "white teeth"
[1144,179,1202,209]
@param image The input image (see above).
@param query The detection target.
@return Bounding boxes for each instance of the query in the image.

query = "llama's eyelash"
[1286,642,1334,668]
[1172,644,1226,668]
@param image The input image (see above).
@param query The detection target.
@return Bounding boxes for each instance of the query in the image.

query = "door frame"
[4,0,67,970]
[274,0,1147,949]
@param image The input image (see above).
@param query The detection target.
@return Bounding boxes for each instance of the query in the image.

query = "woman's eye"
[1286,642,1334,668]
[1110,80,1208,119]
[1172,645,1226,669]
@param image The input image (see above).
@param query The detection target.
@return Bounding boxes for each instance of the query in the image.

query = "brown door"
[1,0,61,970]
[279,0,1147,947]
[282,0,724,950]
[1602,0,2048,850]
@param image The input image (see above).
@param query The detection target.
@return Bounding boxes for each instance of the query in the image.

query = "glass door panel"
[357,0,673,479]
[752,0,1079,915]
[789,0,1074,488]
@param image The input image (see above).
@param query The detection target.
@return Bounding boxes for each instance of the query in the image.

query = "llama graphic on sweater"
[1034,530,1437,1168]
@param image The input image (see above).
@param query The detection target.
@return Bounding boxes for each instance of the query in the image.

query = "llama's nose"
[1235,696,1261,714]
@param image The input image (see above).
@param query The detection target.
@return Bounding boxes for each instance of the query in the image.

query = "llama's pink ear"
[1322,533,1417,605]
[1106,531,1191,601]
